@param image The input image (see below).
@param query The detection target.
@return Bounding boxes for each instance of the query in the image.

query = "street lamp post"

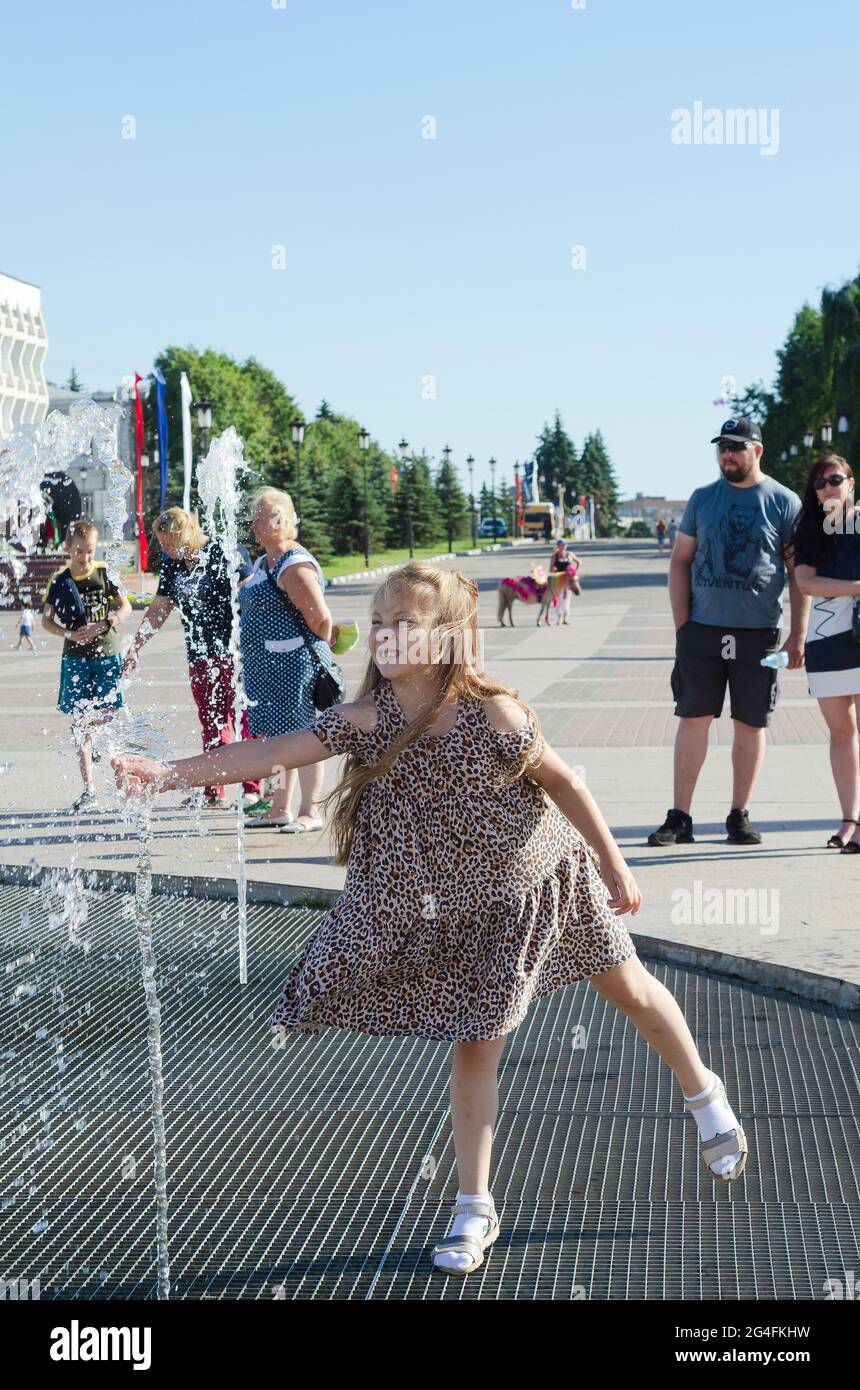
[802,426,814,487]
[838,413,850,461]
[489,456,497,538]
[442,443,453,552]
[291,419,305,542]
[513,461,520,539]
[195,396,213,462]
[398,438,414,558]
[466,454,476,546]
[821,417,833,448]
[359,427,370,568]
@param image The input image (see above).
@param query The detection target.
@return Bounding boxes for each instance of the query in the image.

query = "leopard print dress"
[269,677,637,1042]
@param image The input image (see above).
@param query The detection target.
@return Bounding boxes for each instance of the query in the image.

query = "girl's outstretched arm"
[113,726,334,796]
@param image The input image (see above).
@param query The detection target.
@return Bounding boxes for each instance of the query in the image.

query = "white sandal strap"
[432,1235,485,1258]
[701,1129,744,1162]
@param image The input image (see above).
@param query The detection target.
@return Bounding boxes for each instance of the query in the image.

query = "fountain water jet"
[94,709,172,1298]
[196,426,250,985]
[1,399,173,1298]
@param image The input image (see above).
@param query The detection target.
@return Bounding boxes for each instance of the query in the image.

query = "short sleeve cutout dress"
[269,677,637,1041]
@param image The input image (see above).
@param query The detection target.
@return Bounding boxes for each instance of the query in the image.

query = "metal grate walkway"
[1,881,858,1300]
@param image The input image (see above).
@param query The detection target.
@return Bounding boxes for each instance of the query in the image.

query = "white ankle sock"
[683,1071,742,1177]
[434,1192,494,1274]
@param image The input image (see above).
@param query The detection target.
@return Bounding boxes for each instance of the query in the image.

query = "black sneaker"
[726,808,762,845]
[647,808,695,846]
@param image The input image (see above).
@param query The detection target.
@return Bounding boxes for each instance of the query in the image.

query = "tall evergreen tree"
[580,430,621,536]
[534,410,580,502]
[386,452,443,549]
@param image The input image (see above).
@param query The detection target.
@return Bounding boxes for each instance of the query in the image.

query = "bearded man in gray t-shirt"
[648,418,808,848]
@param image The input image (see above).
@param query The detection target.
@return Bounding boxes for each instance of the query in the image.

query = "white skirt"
[808,667,860,698]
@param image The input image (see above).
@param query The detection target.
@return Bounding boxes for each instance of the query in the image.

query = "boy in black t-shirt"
[42,520,132,812]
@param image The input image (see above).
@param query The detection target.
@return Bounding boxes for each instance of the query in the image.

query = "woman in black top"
[122,508,263,810]
[549,539,582,624]
[791,455,860,853]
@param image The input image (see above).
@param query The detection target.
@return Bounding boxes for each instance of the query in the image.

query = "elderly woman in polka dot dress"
[239,486,335,830]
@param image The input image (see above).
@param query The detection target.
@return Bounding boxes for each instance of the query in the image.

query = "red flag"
[391,462,398,495]
[134,372,148,571]
[515,472,523,528]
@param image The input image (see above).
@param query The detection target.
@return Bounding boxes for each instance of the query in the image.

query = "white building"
[618,492,688,529]
[0,272,49,436]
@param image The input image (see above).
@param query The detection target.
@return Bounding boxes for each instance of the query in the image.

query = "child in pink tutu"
[114,561,749,1278]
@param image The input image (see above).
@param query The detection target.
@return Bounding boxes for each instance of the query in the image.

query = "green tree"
[66,366,85,393]
[534,410,581,500]
[580,430,621,536]
[146,347,302,545]
[734,284,860,491]
[387,452,443,549]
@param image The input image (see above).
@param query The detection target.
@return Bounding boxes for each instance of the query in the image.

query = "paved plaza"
[1,538,858,1302]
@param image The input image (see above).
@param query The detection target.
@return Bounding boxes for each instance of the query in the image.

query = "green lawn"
[322,536,504,580]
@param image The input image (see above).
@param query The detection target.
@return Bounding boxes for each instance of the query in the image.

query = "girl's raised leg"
[588,956,744,1177]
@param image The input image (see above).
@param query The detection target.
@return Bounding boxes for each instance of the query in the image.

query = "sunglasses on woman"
[813,473,849,489]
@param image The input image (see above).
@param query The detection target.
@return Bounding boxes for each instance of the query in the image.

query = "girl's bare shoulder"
[337,693,379,732]
[480,693,531,733]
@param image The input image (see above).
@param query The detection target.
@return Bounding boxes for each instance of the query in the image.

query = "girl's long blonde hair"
[320,560,543,864]
[154,506,208,555]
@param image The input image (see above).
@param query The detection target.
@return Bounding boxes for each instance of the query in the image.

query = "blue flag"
[154,367,169,511]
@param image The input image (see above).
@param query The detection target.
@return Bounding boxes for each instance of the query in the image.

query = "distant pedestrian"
[16,606,37,651]
[648,417,808,848]
[668,519,678,550]
[791,455,860,853]
[656,519,667,554]
[549,538,582,623]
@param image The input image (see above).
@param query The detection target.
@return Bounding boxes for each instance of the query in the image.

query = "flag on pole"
[391,462,398,495]
[154,367,169,512]
[515,470,523,528]
[180,371,193,512]
[133,372,149,571]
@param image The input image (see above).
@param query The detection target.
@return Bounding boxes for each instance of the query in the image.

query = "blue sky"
[2,0,858,500]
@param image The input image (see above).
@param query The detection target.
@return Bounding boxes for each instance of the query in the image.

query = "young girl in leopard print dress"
[113,561,749,1279]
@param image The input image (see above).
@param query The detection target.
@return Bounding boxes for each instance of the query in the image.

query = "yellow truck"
[522,501,561,540]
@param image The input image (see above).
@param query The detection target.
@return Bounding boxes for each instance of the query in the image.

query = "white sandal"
[685,1072,749,1181]
[279,815,324,834]
[430,1197,500,1277]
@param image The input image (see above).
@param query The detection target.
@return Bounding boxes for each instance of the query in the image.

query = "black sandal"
[828,817,859,849]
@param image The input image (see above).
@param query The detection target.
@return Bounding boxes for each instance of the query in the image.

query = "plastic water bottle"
[760,650,789,669]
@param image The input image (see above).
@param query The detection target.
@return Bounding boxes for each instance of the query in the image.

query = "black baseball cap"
[710,417,762,444]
